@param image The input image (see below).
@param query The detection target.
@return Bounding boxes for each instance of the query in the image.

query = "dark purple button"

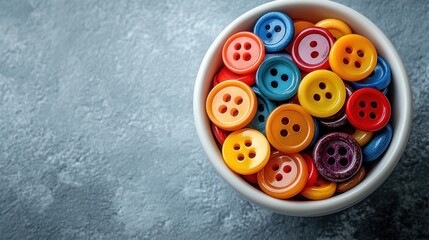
[318,84,353,129]
[313,132,362,182]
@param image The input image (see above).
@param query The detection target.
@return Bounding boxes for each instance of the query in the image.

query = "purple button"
[313,132,362,182]
[318,84,353,129]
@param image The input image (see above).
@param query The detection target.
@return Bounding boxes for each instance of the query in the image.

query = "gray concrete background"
[0,0,427,239]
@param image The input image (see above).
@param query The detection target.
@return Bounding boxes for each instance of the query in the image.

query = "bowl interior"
[194,0,412,216]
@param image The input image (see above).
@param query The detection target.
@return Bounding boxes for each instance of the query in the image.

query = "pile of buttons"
[206,12,393,200]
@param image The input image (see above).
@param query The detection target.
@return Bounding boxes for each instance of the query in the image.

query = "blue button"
[348,56,391,90]
[381,86,389,95]
[256,56,301,101]
[308,117,319,148]
[247,87,276,135]
[363,123,393,162]
[254,12,294,52]
[264,52,292,61]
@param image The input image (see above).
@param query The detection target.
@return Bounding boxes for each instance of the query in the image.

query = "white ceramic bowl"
[193,0,412,216]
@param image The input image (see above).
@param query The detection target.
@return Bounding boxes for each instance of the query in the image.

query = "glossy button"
[264,52,292,60]
[206,80,257,131]
[216,66,256,86]
[352,129,374,147]
[318,83,353,128]
[300,177,337,200]
[222,128,271,175]
[211,122,230,145]
[363,123,393,162]
[329,34,377,81]
[285,20,314,53]
[257,151,308,199]
[313,132,362,182]
[348,56,391,90]
[242,173,258,185]
[308,117,319,148]
[302,153,318,187]
[247,87,276,135]
[222,31,265,75]
[256,56,301,101]
[346,88,391,131]
[315,18,352,40]
[254,12,294,52]
[291,27,335,72]
[336,167,366,193]
[266,104,315,153]
[298,70,346,118]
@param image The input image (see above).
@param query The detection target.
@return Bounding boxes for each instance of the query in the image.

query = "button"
[216,66,256,86]
[256,56,301,101]
[222,31,265,75]
[363,123,393,162]
[318,83,353,128]
[352,129,374,147]
[264,52,292,60]
[315,18,352,40]
[211,122,230,145]
[285,20,314,53]
[348,56,391,90]
[206,80,257,131]
[291,27,335,72]
[381,87,389,95]
[302,153,318,187]
[257,151,308,199]
[266,104,315,153]
[300,177,337,200]
[242,173,258,185]
[336,167,366,193]
[247,87,276,135]
[222,128,271,175]
[308,117,319,148]
[253,12,294,52]
[346,88,391,131]
[298,70,346,118]
[212,72,220,88]
[329,34,377,81]
[313,132,362,182]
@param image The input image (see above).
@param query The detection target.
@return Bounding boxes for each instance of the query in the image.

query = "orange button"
[206,80,257,131]
[266,104,315,153]
[257,151,308,199]
[300,177,337,200]
[222,31,265,75]
[329,34,377,81]
[315,18,352,40]
[293,20,315,39]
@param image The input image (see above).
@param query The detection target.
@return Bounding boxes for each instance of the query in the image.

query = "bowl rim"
[193,0,413,216]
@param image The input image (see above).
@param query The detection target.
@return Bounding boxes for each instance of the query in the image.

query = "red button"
[211,122,230,145]
[291,27,335,72]
[301,153,318,187]
[346,88,391,131]
[216,66,256,86]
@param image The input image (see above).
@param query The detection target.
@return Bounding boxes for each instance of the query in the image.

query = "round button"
[291,27,335,72]
[216,66,256,86]
[264,52,292,61]
[253,12,294,52]
[298,70,346,118]
[329,34,377,81]
[222,31,265,75]
[302,153,318,187]
[257,151,308,199]
[242,173,258,185]
[346,88,391,131]
[313,132,362,182]
[336,167,366,193]
[348,56,391,90]
[362,123,393,162]
[206,80,257,131]
[315,18,352,40]
[285,20,314,53]
[308,117,319,148]
[247,87,276,135]
[212,72,220,88]
[318,83,353,129]
[300,177,337,200]
[211,122,230,145]
[256,56,301,101]
[266,104,315,153]
[222,128,271,175]
[352,129,374,147]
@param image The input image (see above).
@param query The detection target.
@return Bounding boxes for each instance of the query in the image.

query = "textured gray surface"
[0,0,428,239]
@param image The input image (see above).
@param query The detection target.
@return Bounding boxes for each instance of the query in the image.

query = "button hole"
[292,124,300,132]
[233,52,240,61]
[270,68,278,76]
[343,58,350,65]
[234,96,243,105]
[327,147,335,155]
[272,164,279,171]
[234,43,241,50]
[281,74,288,81]
[233,144,240,150]
[319,82,326,89]
[340,158,348,166]
[325,92,332,99]
[339,147,347,155]
[275,173,283,181]
[265,25,270,30]
[266,32,272,38]
[310,41,317,47]
[237,154,245,161]
[223,94,231,102]
[219,105,227,114]
[258,104,265,112]
[359,101,366,108]
[283,165,291,173]
[359,111,365,117]
[311,51,319,58]
[346,47,353,54]
[371,101,378,108]
[248,151,256,159]
[355,61,362,68]
[274,25,281,32]
[271,81,278,88]
[244,42,251,50]
[281,117,289,125]
[313,94,321,101]
[244,140,252,147]
[328,157,335,165]
[258,115,265,122]
[230,108,239,117]
[243,52,251,61]
[369,112,376,119]
[280,129,288,137]
[357,49,365,57]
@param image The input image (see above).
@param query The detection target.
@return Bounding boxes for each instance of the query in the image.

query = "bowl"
[193,0,412,216]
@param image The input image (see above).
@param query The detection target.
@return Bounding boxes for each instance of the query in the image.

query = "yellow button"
[206,80,257,131]
[300,177,337,200]
[329,34,377,81]
[222,128,271,175]
[298,70,346,118]
[352,129,374,146]
[266,104,314,153]
[315,18,352,40]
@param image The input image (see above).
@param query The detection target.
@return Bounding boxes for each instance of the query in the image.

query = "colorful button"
[264,52,292,60]
[206,80,257,131]
[216,66,256,86]
[298,70,346,118]
[266,104,315,153]
[308,117,319,148]
[336,166,366,193]
[315,18,352,40]
[212,72,220,88]
[346,88,391,131]
[242,173,258,185]
[253,12,294,52]
[247,87,276,135]
[222,32,265,75]
[329,34,377,81]
[257,151,308,199]
[211,122,230,145]
[363,123,393,162]
[291,27,335,72]
[300,177,337,200]
[222,128,271,175]
[318,83,353,129]
[302,153,318,187]
[313,132,362,182]
[348,56,391,90]
[256,56,301,101]
[352,129,374,147]
[285,20,314,53]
